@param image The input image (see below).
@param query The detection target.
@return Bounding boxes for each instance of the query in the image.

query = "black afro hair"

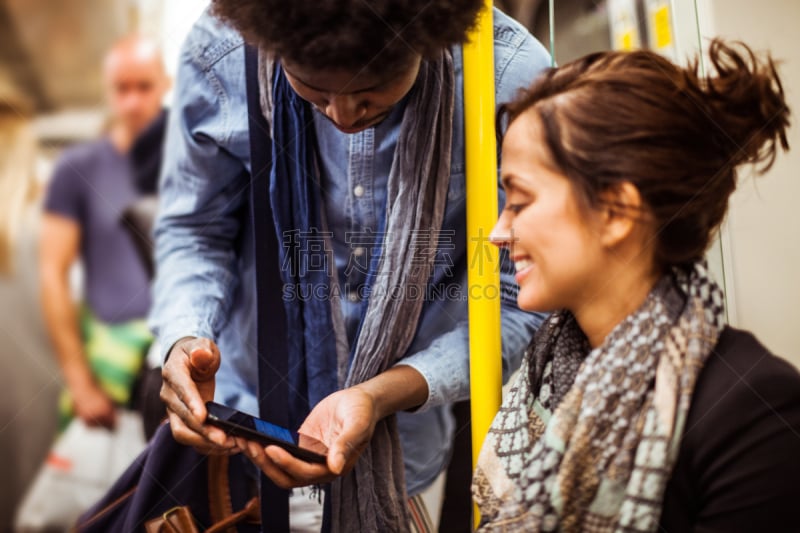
[212,0,484,74]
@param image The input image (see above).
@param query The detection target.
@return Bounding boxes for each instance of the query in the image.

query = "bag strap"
[142,497,259,533]
[205,498,261,533]
[244,43,291,532]
[207,455,234,531]
[145,507,199,533]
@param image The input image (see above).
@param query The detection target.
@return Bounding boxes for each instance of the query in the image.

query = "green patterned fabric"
[58,305,153,431]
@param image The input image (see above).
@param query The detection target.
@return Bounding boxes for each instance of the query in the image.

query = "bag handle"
[205,498,260,533]
[207,454,234,531]
[141,455,259,533]
[145,507,199,533]
[143,497,258,533]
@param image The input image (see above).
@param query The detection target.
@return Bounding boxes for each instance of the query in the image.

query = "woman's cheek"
[516,269,544,311]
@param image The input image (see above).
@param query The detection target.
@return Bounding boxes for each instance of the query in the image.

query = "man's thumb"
[189,345,219,382]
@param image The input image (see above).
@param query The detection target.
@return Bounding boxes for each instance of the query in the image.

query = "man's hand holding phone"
[160,336,239,454]
[233,387,378,490]
[230,365,428,489]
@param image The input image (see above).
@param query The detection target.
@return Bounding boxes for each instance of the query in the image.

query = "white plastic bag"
[14,409,146,532]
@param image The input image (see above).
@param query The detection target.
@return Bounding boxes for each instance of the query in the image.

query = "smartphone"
[205,401,328,464]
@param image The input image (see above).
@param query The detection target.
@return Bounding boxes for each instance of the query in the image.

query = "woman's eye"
[505,202,530,214]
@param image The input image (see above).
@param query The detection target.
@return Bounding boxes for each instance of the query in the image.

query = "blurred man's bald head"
[104,36,165,75]
[103,35,169,142]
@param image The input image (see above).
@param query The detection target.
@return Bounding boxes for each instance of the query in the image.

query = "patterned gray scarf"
[473,261,725,532]
[261,50,455,532]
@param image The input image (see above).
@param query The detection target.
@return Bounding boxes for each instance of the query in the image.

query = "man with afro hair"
[151,1,550,530]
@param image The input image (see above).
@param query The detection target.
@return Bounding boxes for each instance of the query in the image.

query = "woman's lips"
[514,258,534,284]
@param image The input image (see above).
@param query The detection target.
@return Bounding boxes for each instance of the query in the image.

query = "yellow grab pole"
[464,0,500,527]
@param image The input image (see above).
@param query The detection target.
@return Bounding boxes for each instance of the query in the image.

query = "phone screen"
[228,409,298,444]
[205,402,328,463]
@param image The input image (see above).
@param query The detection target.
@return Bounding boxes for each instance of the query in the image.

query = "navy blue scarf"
[269,65,342,431]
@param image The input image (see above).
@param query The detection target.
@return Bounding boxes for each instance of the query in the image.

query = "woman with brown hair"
[473,40,798,531]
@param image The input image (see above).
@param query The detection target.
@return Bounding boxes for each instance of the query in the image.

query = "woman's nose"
[489,212,513,249]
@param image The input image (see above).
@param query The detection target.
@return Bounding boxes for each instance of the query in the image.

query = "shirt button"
[353,185,365,198]
[353,247,365,257]
[348,292,360,302]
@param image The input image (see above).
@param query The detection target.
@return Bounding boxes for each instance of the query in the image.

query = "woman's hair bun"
[700,39,790,173]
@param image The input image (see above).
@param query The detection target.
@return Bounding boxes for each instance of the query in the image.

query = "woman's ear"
[597,181,644,248]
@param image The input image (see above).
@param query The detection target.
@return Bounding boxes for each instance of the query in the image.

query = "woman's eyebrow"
[501,173,517,190]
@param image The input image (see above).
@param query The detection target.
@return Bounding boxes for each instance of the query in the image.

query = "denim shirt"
[151,8,550,496]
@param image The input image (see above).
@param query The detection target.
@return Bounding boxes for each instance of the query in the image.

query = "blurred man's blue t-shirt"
[44,138,151,323]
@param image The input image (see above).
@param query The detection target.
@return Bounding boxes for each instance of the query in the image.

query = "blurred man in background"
[39,36,169,431]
